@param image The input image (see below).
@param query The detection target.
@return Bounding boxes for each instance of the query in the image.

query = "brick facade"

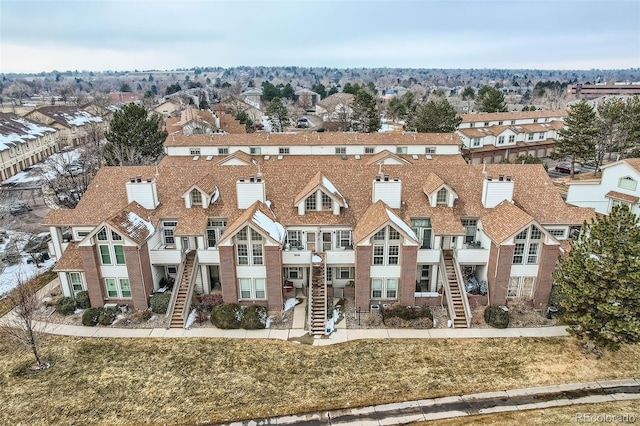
[534,243,560,309]
[264,245,283,310]
[80,245,104,308]
[218,246,238,303]
[487,242,514,306]
[124,246,149,309]
[399,245,418,306]
[354,245,372,310]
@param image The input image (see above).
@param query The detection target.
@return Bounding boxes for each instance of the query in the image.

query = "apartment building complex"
[457,110,567,164]
[44,131,593,332]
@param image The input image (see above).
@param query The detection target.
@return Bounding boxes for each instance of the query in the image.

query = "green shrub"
[241,305,268,329]
[211,303,242,329]
[75,291,91,309]
[484,305,510,328]
[150,292,171,314]
[82,307,102,326]
[98,308,117,326]
[55,296,77,315]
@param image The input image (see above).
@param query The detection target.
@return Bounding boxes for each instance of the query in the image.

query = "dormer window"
[619,176,637,191]
[191,189,202,206]
[190,148,201,155]
[321,193,332,210]
[436,188,447,204]
[305,194,316,210]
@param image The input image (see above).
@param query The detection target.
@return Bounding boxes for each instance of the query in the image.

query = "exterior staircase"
[442,250,470,328]
[308,253,327,335]
[169,251,196,328]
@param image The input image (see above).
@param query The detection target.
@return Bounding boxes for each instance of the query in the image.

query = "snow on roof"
[127,211,154,235]
[60,111,103,126]
[322,176,348,208]
[386,208,417,240]
[252,209,286,243]
[0,114,56,150]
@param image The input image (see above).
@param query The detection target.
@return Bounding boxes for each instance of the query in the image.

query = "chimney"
[372,176,402,208]
[126,177,160,209]
[482,175,514,208]
[237,176,266,209]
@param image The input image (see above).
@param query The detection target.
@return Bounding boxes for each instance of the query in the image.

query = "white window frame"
[104,277,132,299]
[396,147,408,154]
[206,219,227,248]
[68,272,84,294]
[218,147,229,155]
[286,230,303,249]
[364,147,375,154]
[371,278,398,299]
[538,132,545,140]
[239,278,266,299]
[508,276,536,299]
[96,227,125,265]
[371,226,401,266]
[190,148,201,155]
[461,218,478,244]
[335,267,354,279]
[472,137,481,147]
[191,189,202,206]
[425,147,436,154]
[512,225,543,265]
[336,230,352,248]
[508,135,515,143]
[436,188,447,204]
[285,267,303,280]
[527,133,534,141]
[335,147,346,155]
[279,147,290,155]
[250,147,261,155]
[235,226,263,265]
[411,218,432,249]
[497,136,505,144]
[618,176,637,191]
[162,220,177,246]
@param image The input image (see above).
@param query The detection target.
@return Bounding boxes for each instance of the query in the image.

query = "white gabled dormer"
[482,174,514,208]
[237,175,266,209]
[182,174,219,208]
[372,173,402,208]
[126,176,159,210]
[423,172,457,208]
[294,172,348,215]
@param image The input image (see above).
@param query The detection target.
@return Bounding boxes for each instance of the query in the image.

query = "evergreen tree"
[408,98,461,133]
[461,86,475,100]
[311,83,327,99]
[620,96,640,158]
[261,81,280,102]
[474,85,507,113]
[281,83,294,100]
[351,88,381,133]
[555,99,598,177]
[103,103,167,166]
[553,205,640,351]
[266,97,289,132]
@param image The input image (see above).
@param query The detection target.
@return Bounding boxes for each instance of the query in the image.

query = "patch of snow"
[386,208,417,240]
[74,308,84,314]
[326,309,340,334]
[588,253,600,261]
[0,230,56,297]
[185,308,197,329]
[156,286,168,293]
[322,176,348,208]
[312,255,322,263]
[284,297,299,311]
[252,209,286,243]
[210,187,219,205]
[126,211,154,234]
[265,316,272,328]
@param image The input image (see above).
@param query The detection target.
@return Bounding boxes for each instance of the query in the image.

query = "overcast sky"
[1,0,639,73]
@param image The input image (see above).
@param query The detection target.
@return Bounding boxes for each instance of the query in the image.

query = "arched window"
[618,176,637,191]
[191,189,202,206]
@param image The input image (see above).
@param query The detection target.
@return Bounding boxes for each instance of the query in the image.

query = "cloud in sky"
[1,0,639,72]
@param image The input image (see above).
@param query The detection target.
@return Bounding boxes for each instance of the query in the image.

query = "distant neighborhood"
[1,66,640,337]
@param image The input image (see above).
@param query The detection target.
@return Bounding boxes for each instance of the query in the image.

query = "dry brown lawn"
[416,400,640,425]
[0,336,639,425]
[0,270,55,317]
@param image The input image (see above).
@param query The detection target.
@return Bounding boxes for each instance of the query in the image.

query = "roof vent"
[136,176,142,183]
[384,174,389,182]
[249,175,255,182]
[192,156,199,161]
[355,154,361,160]
[393,177,399,182]
[264,155,270,160]
[129,177,136,183]
[205,155,213,161]
[412,154,419,160]
[146,177,153,182]
[341,155,347,160]
[426,154,432,160]
[375,175,381,182]
[498,174,504,181]
[506,175,512,182]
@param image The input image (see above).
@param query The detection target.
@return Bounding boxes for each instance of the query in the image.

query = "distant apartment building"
[457,110,567,164]
[567,83,640,97]
[25,106,104,148]
[0,112,57,180]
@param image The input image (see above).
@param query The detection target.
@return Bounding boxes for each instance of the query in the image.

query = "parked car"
[10,204,32,216]
[555,162,581,174]
[297,117,310,128]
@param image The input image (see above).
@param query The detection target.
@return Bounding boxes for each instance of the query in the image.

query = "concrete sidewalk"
[0,278,570,344]
[221,378,640,425]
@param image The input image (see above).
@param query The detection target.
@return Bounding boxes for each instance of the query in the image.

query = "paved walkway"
[0,279,571,344]
[220,378,640,425]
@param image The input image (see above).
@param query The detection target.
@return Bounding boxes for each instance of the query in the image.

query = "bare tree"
[35,147,101,208]
[297,91,313,111]
[0,274,50,369]
[3,81,31,105]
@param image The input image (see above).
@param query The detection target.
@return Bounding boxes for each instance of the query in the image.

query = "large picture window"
[371,278,398,299]
[372,226,402,265]
[239,278,266,299]
[236,226,264,265]
[508,276,536,299]
[104,278,132,298]
[96,227,125,265]
[512,225,543,265]
[68,272,84,293]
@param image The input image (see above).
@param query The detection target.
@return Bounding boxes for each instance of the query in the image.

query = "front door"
[322,232,332,252]
[441,236,456,249]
